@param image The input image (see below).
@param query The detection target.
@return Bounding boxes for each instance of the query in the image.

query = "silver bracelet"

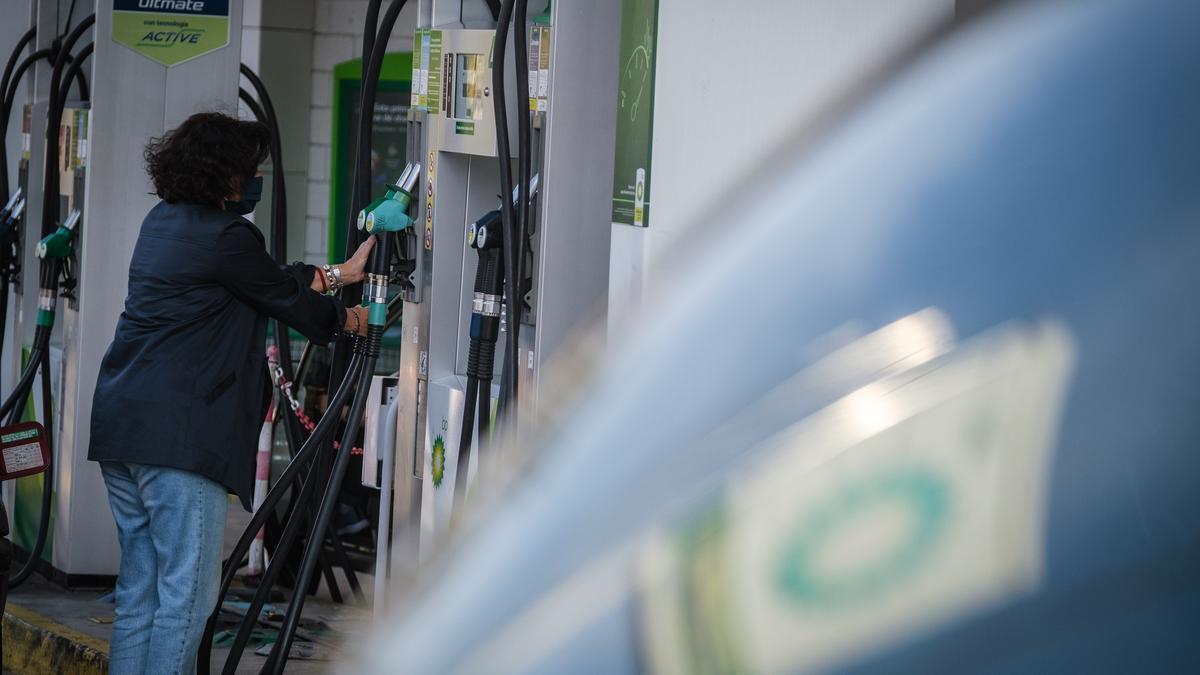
[322,264,343,295]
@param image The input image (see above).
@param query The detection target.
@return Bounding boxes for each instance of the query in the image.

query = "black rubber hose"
[239,66,288,264]
[508,0,531,427]
[266,354,377,675]
[7,350,53,589]
[483,0,501,20]
[238,66,300,386]
[0,339,44,421]
[361,0,383,86]
[237,87,343,596]
[218,448,326,674]
[3,49,85,123]
[477,372,491,459]
[0,276,8,362]
[0,26,35,197]
[323,518,364,600]
[0,28,35,124]
[39,14,94,241]
[454,373,479,508]
[196,353,365,674]
[1,48,51,127]
[324,0,407,446]
[491,0,518,416]
[56,42,91,104]
[237,85,308,449]
[344,0,406,267]
[1,49,83,116]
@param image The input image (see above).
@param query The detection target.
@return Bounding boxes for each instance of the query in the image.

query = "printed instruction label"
[3,442,43,473]
[412,29,426,107]
[528,28,541,111]
[538,26,551,112]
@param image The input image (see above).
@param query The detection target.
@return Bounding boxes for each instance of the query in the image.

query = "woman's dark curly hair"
[144,112,270,206]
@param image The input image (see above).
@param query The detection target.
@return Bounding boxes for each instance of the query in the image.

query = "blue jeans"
[100,461,228,675]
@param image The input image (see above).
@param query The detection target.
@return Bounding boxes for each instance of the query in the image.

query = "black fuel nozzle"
[1,196,26,236]
[1,187,22,220]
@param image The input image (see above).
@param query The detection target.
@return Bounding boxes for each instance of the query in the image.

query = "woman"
[87,111,371,674]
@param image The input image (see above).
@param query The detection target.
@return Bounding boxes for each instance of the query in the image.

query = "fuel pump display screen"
[454,54,487,121]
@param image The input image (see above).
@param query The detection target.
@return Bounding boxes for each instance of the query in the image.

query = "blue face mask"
[225,175,263,215]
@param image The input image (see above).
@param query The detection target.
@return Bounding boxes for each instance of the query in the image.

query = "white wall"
[609,0,956,329]
[242,0,316,264]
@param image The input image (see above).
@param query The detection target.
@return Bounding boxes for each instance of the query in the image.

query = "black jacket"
[88,201,345,509]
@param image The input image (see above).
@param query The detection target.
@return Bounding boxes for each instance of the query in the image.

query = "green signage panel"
[329,54,413,261]
[112,0,230,67]
[611,0,659,228]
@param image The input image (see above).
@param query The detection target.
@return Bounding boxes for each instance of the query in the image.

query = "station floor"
[3,500,372,673]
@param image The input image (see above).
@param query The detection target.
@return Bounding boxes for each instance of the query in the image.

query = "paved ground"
[4,499,374,674]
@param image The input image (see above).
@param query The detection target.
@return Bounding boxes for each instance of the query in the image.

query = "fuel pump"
[1,24,89,367]
[0,12,94,591]
[382,0,617,583]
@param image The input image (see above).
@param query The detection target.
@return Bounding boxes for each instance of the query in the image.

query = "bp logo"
[774,468,949,609]
[431,435,446,487]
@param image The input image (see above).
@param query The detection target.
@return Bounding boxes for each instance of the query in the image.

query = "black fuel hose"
[266,339,379,675]
[56,42,91,104]
[218,2,407,667]
[326,0,407,401]
[39,15,94,244]
[319,0,411,605]
[235,80,309,457]
[0,26,35,197]
[6,350,52,588]
[216,444,330,674]
[236,87,354,603]
[491,0,519,417]
[455,227,504,510]
[197,352,366,674]
[453,249,491,508]
[1,48,87,152]
[361,0,383,97]
[510,0,532,420]
[264,217,399,673]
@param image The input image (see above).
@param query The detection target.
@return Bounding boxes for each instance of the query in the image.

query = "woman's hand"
[338,236,377,284]
[344,305,370,337]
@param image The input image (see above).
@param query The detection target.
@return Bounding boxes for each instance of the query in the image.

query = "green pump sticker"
[0,429,38,443]
[112,0,230,67]
[611,0,659,227]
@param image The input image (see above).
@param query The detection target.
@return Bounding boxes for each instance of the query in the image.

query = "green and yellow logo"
[432,434,446,487]
[774,468,950,609]
[111,0,231,67]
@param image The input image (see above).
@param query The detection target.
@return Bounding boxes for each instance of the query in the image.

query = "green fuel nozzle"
[361,162,421,330]
[360,163,421,234]
[36,209,81,259]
